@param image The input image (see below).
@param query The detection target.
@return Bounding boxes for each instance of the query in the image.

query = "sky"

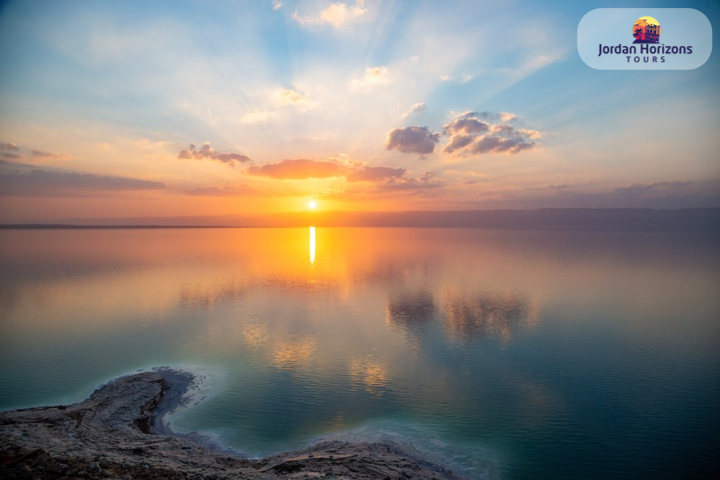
[0,0,719,222]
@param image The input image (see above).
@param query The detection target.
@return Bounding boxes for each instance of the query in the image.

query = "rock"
[0,370,464,480]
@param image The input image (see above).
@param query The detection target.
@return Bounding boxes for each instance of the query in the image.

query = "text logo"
[578,9,711,70]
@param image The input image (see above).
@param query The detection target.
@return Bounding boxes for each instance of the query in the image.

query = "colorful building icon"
[633,17,661,44]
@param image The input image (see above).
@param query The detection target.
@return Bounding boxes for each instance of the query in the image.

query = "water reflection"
[349,356,390,396]
[243,323,270,350]
[385,289,437,334]
[180,278,248,309]
[273,336,317,371]
[309,226,315,266]
[2,228,719,479]
[443,288,539,344]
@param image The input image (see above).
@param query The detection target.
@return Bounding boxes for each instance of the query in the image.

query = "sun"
[308,200,317,210]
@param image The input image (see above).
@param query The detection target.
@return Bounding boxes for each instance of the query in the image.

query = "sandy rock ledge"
[0,370,464,479]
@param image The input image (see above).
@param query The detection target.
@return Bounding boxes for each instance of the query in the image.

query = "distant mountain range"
[2,208,719,231]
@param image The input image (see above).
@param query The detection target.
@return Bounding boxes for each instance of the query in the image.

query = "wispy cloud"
[246,159,345,180]
[0,168,165,196]
[402,102,426,118]
[1,141,72,162]
[274,88,314,109]
[31,150,73,160]
[183,184,258,196]
[178,142,251,166]
[245,158,410,185]
[345,165,406,182]
[0,142,19,152]
[374,172,442,194]
[350,66,392,91]
[292,0,367,28]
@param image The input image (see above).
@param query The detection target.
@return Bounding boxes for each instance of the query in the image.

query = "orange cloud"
[246,159,345,180]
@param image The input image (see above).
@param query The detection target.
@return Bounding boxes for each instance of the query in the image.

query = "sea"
[1,227,718,479]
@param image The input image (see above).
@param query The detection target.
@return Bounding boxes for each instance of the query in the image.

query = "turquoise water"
[1,228,718,479]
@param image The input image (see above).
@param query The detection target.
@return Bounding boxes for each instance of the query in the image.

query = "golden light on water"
[309,226,316,266]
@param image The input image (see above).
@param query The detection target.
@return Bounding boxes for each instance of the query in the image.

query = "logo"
[577,9,711,70]
[633,16,660,44]
[596,15,692,64]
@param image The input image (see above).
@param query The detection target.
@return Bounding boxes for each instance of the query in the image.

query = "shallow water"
[1,228,718,479]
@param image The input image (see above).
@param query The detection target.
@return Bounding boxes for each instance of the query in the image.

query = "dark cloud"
[1,142,72,162]
[0,152,25,161]
[385,126,440,155]
[0,168,166,196]
[346,165,406,182]
[246,159,345,180]
[443,116,490,136]
[442,112,540,156]
[1,142,24,161]
[178,142,250,166]
[31,150,72,159]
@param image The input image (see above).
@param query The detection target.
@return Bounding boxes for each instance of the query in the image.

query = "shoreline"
[0,368,464,479]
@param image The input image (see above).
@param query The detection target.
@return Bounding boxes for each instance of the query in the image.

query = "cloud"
[614,181,694,197]
[374,172,443,194]
[183,184,258,196]
[345,165,406,182]
[442,111,540,156]
[274,88,314,109]
[403,102,426,118]
[178,142,251,166]
[1,142,73,162]
[472,111,519,123]
[292,0,367,28]
[385,126,440,155]
[31,150,73,160]
[245,158,411,186]
[350,66,391,90]
[439,74,473,83]
[468,179,720,209]
[272,0,282,10]
[0,152,25,161]
[0,168,165,196]
[240,110,280,124]
[246,159,345,180]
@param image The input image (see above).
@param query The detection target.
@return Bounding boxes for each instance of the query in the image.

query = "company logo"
[633,16,660,44]
[578,9,711,70]
[597,15,693,64]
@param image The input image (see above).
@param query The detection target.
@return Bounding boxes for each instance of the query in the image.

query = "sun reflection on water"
[309,226,316,267]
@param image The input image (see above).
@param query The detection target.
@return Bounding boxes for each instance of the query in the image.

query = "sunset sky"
[1,0,719,222]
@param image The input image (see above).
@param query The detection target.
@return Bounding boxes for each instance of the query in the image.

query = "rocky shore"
[0,369,464,479]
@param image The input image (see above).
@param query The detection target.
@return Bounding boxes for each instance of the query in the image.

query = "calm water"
[1,228,719,479]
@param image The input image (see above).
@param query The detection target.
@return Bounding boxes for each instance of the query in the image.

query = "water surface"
[1,228,718,479]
